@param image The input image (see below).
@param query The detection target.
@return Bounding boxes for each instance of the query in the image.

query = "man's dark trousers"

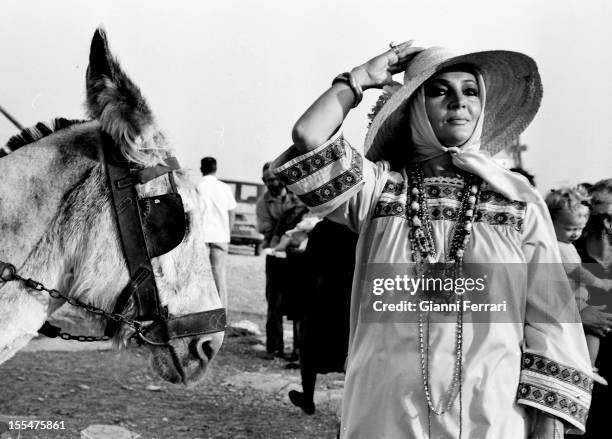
[265,255,287,354]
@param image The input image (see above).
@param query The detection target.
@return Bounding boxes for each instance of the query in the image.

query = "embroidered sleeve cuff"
[517,352,592,432]
[271,131,364,216]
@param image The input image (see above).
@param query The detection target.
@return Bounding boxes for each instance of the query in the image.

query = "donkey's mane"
[1,118,88,158]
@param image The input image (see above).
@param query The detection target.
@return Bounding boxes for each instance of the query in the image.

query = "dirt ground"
[0,249,342,439]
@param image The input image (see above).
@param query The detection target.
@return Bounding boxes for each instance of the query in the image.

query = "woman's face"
[424,70,482,147]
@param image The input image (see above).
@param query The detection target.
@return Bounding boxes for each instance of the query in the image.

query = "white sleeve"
[516,193,593,433]
[271,131,388,234]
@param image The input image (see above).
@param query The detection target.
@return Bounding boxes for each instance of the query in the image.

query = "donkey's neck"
[0,121,102,362]
[0,121,101,270]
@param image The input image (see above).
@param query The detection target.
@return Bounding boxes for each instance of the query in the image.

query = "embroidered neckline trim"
[423,175,464,185]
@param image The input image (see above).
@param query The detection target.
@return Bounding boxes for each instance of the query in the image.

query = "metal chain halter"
[0,261,143,342]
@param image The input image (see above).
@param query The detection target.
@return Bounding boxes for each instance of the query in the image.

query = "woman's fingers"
[389,42,422,63]
[359,40,423,88]
[388,45,424,74]
[392,40,414,52]
[387,40,413,54]
[386,40,415,63]
[397,46,424,63]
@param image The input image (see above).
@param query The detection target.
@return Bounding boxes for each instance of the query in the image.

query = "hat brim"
[365,49,542,162]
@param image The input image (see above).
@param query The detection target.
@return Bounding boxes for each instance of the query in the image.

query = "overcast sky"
[1,0,611,193]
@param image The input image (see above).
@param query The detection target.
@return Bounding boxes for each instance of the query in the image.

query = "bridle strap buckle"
[140,308,227,345]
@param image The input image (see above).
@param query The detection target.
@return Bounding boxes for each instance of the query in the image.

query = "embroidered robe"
[272,132,592,439]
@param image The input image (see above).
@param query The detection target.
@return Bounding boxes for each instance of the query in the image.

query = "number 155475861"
[8,420,66,430]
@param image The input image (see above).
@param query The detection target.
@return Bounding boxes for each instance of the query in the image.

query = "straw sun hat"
[364,46,543,162]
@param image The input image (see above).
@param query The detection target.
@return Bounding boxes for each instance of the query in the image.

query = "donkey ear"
[88,28,114,82]
[85,27,154,151]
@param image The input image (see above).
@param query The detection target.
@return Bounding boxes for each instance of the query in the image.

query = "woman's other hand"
[351,41,423,90]
[580,305,612,337]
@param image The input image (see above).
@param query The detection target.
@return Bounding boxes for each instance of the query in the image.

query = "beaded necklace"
[407,164,482,436]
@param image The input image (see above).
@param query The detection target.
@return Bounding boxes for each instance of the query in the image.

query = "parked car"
[231,211,264,255]
[222,180,265,255]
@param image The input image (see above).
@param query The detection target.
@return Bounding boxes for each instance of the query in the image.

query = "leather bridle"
[100,131,226,345]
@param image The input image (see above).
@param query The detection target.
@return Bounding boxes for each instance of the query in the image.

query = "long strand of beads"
[418,298,463,415]
[412,164,482,418]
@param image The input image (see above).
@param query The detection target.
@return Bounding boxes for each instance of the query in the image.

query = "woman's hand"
[292,40,423,152]
[529,411,564,439]
[351,41,423,90]
[580,305,612,337]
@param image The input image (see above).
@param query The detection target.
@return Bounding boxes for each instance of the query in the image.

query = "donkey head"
[81,28,224,384]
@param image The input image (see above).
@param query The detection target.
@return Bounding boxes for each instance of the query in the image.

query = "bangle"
[332,72,363,108]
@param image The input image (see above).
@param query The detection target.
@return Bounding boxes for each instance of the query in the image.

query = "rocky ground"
[0,249,344,439]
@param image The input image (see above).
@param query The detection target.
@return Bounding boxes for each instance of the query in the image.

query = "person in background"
[288,219,358,415]
[256,163,301,247]
[256,162,302,358]
[546,186,612,385]
[197,156,237,308]
[574,179,612,438]
[270,202,311,365]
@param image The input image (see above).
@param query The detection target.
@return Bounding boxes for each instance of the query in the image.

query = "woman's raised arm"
[291,41,423,153]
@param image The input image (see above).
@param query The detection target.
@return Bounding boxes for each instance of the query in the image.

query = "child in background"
[546,186,612,385]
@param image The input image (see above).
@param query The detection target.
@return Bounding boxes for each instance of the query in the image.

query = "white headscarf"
[408,73,537,203]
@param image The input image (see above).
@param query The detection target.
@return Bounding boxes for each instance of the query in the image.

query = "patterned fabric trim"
[373,200,408,219]
[424,182,526,210]
[424,183,463,200]
[372,178,526,231]
[372,202,525,230]
[298,151,363,207]
[517,382,588,428]
[521,352,593,393]
[479,190,526,209]
[422,175,464,185]
[474,209,524,231]
[381,179,407,197]
[276,137,347,186]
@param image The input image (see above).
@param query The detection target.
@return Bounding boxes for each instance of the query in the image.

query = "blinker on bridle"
[99,131,226,344]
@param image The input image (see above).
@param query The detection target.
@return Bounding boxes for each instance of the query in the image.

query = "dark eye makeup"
[424,82,479,98]
[424,84,448,97]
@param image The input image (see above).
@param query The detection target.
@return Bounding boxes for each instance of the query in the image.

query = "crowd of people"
[194,41,612,439]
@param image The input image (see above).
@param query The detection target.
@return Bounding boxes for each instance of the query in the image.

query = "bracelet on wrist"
[332,72,363,108]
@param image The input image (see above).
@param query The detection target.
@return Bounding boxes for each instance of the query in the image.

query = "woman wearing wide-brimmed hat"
[272,42,592,438]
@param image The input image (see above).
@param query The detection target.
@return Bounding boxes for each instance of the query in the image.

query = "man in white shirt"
[197,157,237,308]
